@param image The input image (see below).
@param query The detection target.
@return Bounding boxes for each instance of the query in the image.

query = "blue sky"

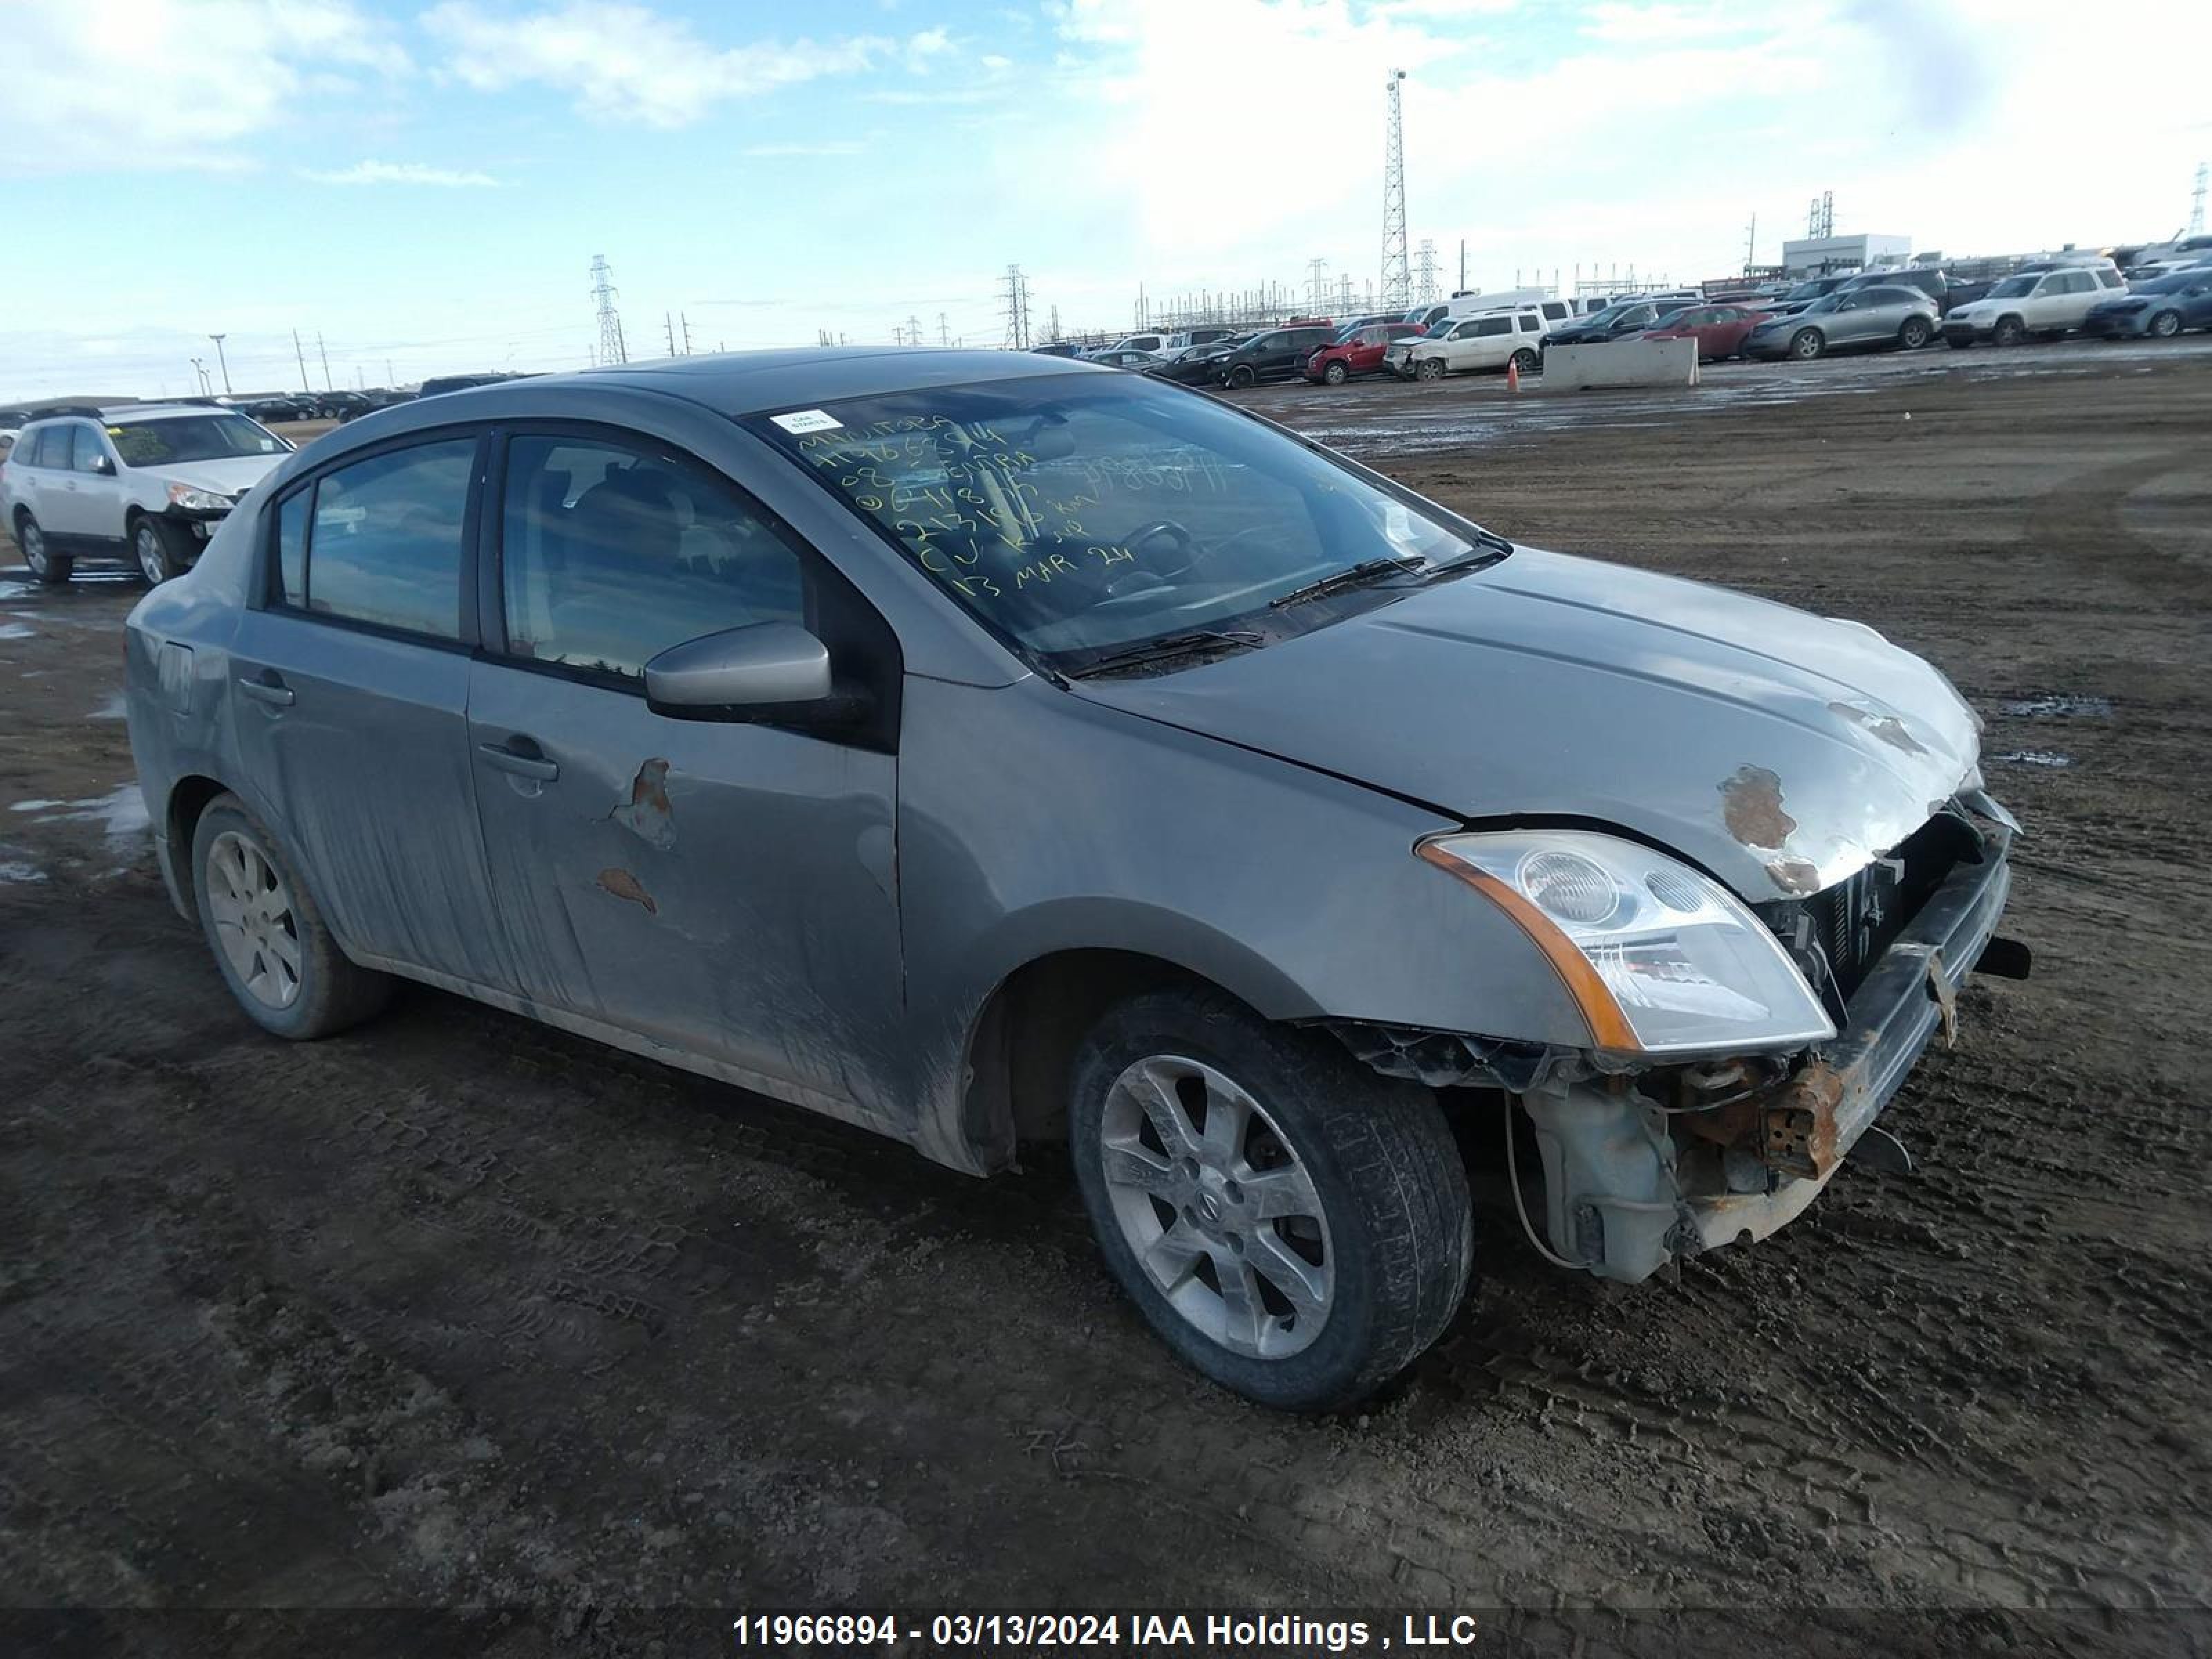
[6,0,2208,400]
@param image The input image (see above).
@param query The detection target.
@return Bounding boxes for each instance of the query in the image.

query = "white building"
[1779,233,1912,276]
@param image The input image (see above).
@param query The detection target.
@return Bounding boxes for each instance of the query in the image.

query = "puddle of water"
[10,798,62,813]
[1999,693,2113,719]
[0,622,32,641]
[88,691,127,720]
[0,581,33,601]
[1994,750,2074,768]
[0,859,46,883]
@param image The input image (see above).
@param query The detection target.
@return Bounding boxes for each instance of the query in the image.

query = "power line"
[1381,68,1410,311]
[591,254,627,366]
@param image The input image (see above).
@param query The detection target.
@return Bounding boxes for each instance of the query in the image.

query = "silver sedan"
[1745,284,1940,360]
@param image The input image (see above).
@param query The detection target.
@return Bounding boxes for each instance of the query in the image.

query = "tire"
[132,514,189,585]
[1068,988,1474,1413]
[1415,357,1446,381]
[1322,360,1349,386]
[190,793,393,1040]
[1897,316,1932,350]
[1510,348,1539,374]
[1790,328,1824,361]
[1226,364,1256,389]
[1992,315,2026,347]
[2148,310,2182,339]
[14,512,71,584]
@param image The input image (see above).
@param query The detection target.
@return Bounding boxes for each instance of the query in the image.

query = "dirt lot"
[3,344,2210,1651]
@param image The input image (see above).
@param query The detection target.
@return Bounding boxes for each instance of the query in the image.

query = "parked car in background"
[1089,348,1166,371]
[418,372,536,397]
[1635,303,1765,360]
[1089,333,1170,359]
[241,395,318,423]
[2083,269,2212,339]
[1032,342,1085,358]
[1147,336,1253,386]
[1941,266,2123,346]
[1,403,292,584]
[1156,328,1239,361]
[1304,322,1425,384]
[1541,300,1667,348]
[1775,274,1861,306]
[122,347,2022,1413]
[1838,267,1951,313]
[1213,325,1338,388]
[311,391,375,422]
[1390,310,1545,379]
[1745,285,1939,360]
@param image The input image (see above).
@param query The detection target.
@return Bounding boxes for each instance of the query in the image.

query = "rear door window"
[69,425,109,472]
[293,438,476,639]
[30,426,64,468]
[1474,317,1512,337]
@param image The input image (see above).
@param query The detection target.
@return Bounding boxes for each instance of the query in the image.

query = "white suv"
[1942,262,2126,348]
[0,404,292,584]
[1387,308,1548,379]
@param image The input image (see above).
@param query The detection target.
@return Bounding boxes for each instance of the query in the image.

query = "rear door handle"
[477,740,559,782]
[236,673,294,707]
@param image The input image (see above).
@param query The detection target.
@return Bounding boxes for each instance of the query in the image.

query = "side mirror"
[92,453,116,476]
[644,622,848,723]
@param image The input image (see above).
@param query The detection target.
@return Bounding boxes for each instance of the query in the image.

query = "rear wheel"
[1322,359,1349,385]
[1510,347,1539,374]
[1897,315,1932,350]
[1993,314,2027,346]
[15,513,70,584]
[1790,328,1825,360]
[2148,309,2182,339]
[1415,356,1446,381]
[133,514,189,585]
[190,794,392,1040]
[1069,988,1473,1412]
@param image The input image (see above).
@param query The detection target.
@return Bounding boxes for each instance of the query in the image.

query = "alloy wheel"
[205,830,304,1009]
[19,520,46,576]
[136,523,168,585]
[1097,1053,1333,1360]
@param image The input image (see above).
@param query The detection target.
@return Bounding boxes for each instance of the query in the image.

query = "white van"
[1403,290,1573,334]
[1387,308,1548,379]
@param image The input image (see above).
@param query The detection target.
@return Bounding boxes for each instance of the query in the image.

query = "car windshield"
[1985,275,2038,299]
[752,372,1494,672]
[107,413,287,466]
[1649,308,1691,329]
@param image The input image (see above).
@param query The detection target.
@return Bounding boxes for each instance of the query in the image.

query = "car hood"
[1069,548,1984,901]
[143,453,287,496]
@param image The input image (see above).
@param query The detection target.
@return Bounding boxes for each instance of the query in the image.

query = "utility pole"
[906,312,923,348]
[1049,303,1061,341]
[189,357,207,395]
[1380,69,1410,310]
[208,333,232,395]
[317,332,332,391]
[2191,162,2207,236]
[385,358,395,386]
[665,312,676,357]
[938,312,950,346]
[681,312,694,355]
[1459,238,1467,294]
[1306,256,1329,316]
[292,329,310,392]
[1001,264,1031,350]
[590,255,628,366]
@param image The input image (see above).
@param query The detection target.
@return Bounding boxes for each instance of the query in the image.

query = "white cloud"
[421,1,893,126]
[10,0,405,171]
[299,160,501,186]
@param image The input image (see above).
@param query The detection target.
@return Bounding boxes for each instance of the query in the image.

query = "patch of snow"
[0,859,46,883]
[10,799,62,813]
[0,622,33,641]
[88,690,127,720]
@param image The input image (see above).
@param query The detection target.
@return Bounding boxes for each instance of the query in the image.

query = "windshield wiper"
[1061,628,1266,679]
[1268,556,1427,610]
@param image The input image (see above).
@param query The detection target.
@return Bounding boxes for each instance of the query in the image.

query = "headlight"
[1417,830,1835,1056]
[167,483,233,512]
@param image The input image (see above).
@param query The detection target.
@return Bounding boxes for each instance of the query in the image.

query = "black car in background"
[418,371,537,398]
[239,395,318,422]
[1212,324,1338,388]
[311,391,375,421]
[1541,301,1665,347]
[1146,335,1253,385]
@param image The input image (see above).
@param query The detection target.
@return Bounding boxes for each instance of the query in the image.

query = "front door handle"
[477,740,559,782]
[237,673,294,707]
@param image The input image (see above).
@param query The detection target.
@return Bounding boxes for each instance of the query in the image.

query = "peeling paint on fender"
[1718,766,1824,897]
[595,867,658,914]
[609,758,675,850]
[1829,697,1931,756]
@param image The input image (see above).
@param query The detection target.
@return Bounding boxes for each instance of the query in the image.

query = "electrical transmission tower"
[1380,69,1410,310]
[1806,191,1833,238]
[2191,162,2207,236]
[1414,238,1438,304]
[1306,257,1329,315]
[590,254,627,366]
[1001,265,1032,350]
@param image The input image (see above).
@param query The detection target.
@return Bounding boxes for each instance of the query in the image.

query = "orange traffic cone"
[1506,357,1521,394]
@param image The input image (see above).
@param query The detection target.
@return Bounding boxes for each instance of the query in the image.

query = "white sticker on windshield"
[771,409,843,434]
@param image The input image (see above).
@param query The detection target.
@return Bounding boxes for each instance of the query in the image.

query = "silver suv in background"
[1,404,292,584]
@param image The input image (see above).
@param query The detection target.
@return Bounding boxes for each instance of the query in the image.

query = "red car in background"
[1304,321,1425,385]
[1636,302,1765,360]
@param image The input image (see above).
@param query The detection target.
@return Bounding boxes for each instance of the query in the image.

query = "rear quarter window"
[293,438,476,639]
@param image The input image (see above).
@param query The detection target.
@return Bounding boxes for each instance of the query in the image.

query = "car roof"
[21,402,221,424]
[489,347,1109,416]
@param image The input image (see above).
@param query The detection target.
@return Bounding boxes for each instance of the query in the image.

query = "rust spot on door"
[610,758,675,850]
[1720,765,1797,849]
[595,868,657,915]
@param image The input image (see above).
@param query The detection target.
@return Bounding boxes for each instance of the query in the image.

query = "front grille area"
[1767,812,1985,1011]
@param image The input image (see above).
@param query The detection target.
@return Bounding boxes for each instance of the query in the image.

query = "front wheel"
[1790,328,1825,360]
[1069,989,1473,1412]
[2148,310,2182,339]
[191,794,393,1040]
[15,514,71,584]
[1415,357,1446,381]
[1226,364,1256,389]
[1992,315,2027,347]
[133,515,189,585]
[1322,360,1349,386]
[1898,316,1932,350]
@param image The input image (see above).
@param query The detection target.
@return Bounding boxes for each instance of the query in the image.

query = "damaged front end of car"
[1332,789,2030,1284]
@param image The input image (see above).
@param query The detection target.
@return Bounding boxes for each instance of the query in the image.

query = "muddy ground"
[3,343,2209,1653]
